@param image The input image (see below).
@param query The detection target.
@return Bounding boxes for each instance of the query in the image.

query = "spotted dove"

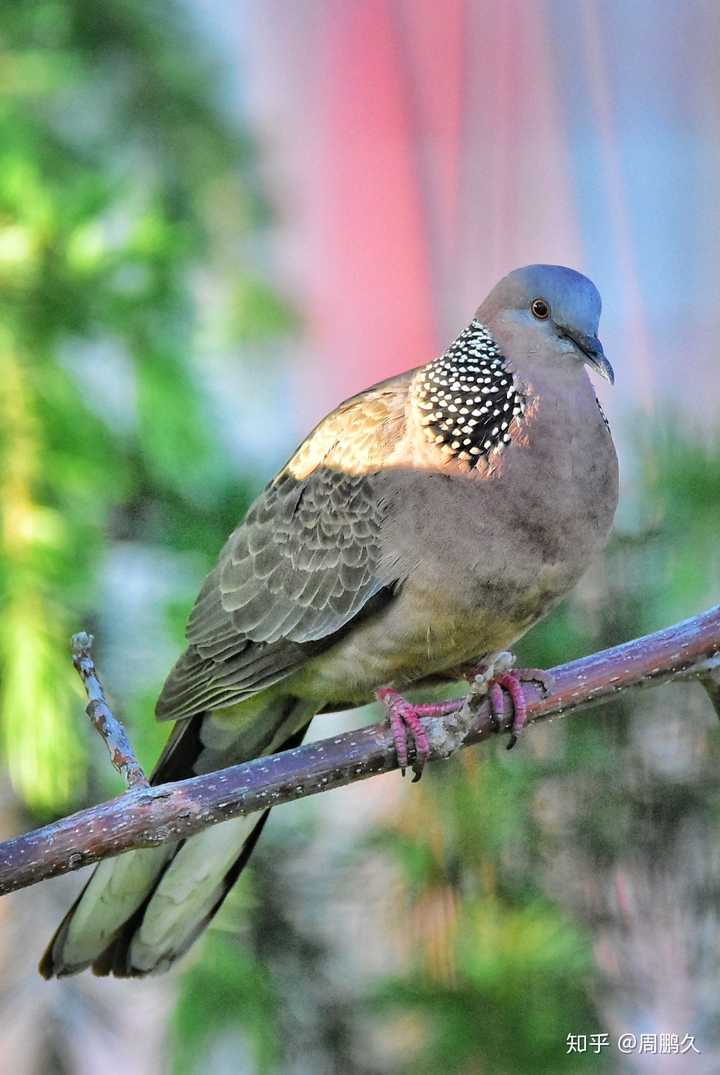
[40,264,618,978]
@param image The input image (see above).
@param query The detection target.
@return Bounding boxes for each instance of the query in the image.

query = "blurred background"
[1,1,720,1072]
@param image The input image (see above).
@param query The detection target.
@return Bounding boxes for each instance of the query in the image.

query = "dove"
[40,264,618,977]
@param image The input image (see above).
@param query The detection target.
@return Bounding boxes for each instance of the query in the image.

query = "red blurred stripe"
[251,0,583,419]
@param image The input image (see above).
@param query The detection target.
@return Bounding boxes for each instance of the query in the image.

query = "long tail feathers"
[39,696,316,978]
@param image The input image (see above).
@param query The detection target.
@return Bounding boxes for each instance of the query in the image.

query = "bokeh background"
[1,2,720,1072]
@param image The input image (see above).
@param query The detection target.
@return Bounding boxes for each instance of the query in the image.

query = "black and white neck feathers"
[414,319,526,465]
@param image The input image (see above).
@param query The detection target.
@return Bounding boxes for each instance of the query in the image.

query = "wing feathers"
[157,466,392,721]
[157,375,407,725]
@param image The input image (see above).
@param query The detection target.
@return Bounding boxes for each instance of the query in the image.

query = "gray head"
[477,264,614,384]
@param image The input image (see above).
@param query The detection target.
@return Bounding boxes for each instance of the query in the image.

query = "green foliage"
[374,901,598,1075]
[171,929,280,1075]
[0,0,291,816]
[228,274,300,344]
[366,748,605,1073]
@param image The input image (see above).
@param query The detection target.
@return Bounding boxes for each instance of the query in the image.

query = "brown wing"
[155,383,408,721]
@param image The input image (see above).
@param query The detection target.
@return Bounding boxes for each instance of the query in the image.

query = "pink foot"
[376,688,462,781]
[471,660,554,749]
[470,653,554,748]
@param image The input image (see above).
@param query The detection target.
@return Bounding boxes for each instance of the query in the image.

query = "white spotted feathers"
[414,319,526,465]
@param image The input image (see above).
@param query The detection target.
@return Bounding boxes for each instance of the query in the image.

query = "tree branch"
[71,632,149,790]
[1,605,719,897]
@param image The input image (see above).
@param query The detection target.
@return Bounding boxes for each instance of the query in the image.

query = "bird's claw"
[468,654,555,749]
[376,688,461,780]
[376,657,554,773]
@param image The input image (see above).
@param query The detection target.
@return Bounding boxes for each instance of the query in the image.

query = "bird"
[40,264,618,978]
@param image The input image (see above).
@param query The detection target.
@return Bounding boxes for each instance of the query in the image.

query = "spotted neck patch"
[413,319,526,465]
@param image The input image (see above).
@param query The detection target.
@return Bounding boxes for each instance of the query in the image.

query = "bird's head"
[477,264,614,385]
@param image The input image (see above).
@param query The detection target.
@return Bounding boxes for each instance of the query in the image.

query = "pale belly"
[288,556,576,706]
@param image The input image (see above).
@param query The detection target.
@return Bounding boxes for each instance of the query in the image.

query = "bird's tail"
[39,694,316,978]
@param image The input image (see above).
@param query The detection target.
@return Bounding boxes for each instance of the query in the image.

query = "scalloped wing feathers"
[155,383,410,722]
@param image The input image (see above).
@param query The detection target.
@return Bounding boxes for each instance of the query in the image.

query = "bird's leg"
[467,652,554,749]
[375,687,462,781]
[377,655,554,778]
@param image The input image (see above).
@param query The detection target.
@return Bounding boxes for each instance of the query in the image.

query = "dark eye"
[531,298,550,320]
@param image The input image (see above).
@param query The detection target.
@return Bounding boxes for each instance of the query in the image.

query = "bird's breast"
[292,377,617,706]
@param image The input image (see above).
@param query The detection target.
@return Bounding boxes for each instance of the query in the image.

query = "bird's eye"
[531,298,550,320]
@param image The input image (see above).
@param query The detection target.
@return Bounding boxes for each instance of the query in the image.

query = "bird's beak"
[561,328,615,385]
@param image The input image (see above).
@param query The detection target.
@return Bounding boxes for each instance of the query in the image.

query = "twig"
[0,605,718,897]
[71,632,149,790]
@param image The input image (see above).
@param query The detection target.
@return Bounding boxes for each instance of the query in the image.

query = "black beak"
[561,328,614,385]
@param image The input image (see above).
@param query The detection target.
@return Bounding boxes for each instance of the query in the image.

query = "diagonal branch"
[0,605,719,897]
[71,632,149,790]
